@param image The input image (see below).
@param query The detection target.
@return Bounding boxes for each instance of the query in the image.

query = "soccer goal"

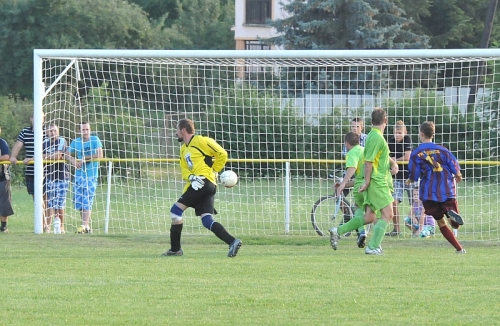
[33,49,500,240]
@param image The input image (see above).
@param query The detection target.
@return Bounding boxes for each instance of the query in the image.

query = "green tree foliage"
[0,95,37,185]
[126,0,179,23]
[169,0,235,50]
[392,0,432,35]
[199,86,498,180]
[267,0,429,50]
[277,65,392,98]
[266,0,430,97]
[77,83,146,179]
[0,0,172,99]
[201,86,349,177]
[420,0,496,49]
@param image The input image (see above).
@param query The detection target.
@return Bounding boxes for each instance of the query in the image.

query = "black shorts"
[25,175,47,195]
[177,181,217,216]
[0,180,14,217]
[25,175,35,195]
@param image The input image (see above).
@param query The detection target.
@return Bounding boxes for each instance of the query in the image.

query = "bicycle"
[310,169,355,237]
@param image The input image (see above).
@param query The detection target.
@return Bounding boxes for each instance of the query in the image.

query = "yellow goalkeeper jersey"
[179,134,228,191]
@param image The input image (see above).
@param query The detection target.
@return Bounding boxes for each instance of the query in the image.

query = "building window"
[245,40,271,51]
[246,0,272,25]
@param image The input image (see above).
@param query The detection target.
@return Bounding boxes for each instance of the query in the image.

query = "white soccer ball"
[220,170,238,188]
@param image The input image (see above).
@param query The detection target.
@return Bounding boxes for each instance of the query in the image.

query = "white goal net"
[33,49,500,241]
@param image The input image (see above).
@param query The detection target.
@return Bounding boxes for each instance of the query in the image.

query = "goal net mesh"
[38,51,500,241]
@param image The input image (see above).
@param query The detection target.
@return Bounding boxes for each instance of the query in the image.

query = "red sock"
[439,225,462,250]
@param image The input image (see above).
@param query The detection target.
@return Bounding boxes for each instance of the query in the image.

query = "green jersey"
[363,127,393,212]
[345,144,364,188]
[363,128,390,183]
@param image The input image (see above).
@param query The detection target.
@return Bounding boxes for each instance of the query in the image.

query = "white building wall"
[233,0,290,49]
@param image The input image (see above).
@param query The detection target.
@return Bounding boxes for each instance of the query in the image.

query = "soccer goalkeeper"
[162,118,242,258]
[406,121,465,253]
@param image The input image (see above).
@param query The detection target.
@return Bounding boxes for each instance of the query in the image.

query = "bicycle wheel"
[311,195,354,236]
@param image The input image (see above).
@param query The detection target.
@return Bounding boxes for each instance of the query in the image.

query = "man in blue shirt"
[406,121,465,253]
[65,122,103,234]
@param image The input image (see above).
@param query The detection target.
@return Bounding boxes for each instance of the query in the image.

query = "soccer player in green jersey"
[162,118,242,257]
[359,108,398,255]
[329,132,368,250]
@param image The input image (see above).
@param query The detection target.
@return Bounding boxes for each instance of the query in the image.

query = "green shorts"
[364,179,393,213]
[353,185,365,208]
[387,173,394,193]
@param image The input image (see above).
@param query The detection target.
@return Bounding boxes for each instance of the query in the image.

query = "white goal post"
[33,49,500,240]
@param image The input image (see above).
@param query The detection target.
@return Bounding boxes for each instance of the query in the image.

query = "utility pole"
[467,0,499,114]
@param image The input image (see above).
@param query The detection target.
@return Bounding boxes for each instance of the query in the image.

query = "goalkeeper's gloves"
[188,174,206,191]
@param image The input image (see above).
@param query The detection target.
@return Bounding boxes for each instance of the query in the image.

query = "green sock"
[368,219,388,249]
[338,207,364,235]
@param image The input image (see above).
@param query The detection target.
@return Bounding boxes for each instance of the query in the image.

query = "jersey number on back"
[425,155,443,172]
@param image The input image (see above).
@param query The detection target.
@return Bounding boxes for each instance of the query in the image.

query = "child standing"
[404,188,435,237]
[387,120,413,236]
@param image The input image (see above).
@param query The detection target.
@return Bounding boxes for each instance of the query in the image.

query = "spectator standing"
[9,112,47,231]
[65,122,103,234]
[342,117,367,156]
[386,120,413,236]
[43,124,70,233]
[0,127,14,233]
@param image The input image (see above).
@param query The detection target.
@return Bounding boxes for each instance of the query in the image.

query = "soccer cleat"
[76,226,92,234]
[228,239,242,257]
[162,248,184,256]
[384,231,401,236]
[357,231,366,248]
[365,246,383,255]
[446,210,464,229]
[455,248,466,254]
[0,227,8,233]
[329,227,340,250]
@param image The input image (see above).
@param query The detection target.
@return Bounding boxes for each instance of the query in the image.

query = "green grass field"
[2,188,500,325]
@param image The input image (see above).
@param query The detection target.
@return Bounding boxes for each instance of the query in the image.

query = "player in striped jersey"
[10,112,48,231]
[406,121,466,253]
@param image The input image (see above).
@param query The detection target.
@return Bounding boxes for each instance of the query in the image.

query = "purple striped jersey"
[408,142,461,202]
